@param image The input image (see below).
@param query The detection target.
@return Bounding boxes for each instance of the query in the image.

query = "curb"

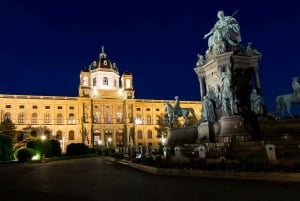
[111,158,300,183]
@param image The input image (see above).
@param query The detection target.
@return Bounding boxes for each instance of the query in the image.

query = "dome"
[89,46,119,73]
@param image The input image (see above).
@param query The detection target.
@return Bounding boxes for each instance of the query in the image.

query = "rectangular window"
[45,106,50,109]
[5,105,11,108]
[156,108,160,111]
[57,106,63,109]
[19,105,25,109]
[32,105,38,109]
[146,108,150,111]
[69,106,74,110]
[136,108,141,111]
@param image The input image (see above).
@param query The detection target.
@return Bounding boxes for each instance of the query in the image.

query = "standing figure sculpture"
[174,96,181,119]
[203,10,241,53]
[201,96,216,122]
[250,89,264,115]
[220,72,234,116]
[196,54,206,66]
[292,77,300,96]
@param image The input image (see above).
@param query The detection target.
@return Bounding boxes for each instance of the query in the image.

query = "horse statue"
[220,72,234,116]
[276,93,300,118]
[276,77,300,118]
[164,103,197,128]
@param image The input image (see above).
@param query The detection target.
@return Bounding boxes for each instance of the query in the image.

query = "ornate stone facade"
[0,47,201,151]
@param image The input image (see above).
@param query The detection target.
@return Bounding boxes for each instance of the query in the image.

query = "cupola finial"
[99,45,107,59]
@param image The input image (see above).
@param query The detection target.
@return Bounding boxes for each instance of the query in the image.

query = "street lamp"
[41,135,46,161]
[98,140,103,156]
[108,137,112,147]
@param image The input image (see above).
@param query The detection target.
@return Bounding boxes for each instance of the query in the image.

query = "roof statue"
[196,54,205,66]
[203,10,241,55]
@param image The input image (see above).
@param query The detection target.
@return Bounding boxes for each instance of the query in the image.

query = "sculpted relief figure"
[203,10,241,54]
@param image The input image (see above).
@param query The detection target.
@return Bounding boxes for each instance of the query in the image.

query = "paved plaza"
[1,157,300,201]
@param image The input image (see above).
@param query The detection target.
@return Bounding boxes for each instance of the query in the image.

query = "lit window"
[69,130,75,140]
[4,112,11,120]
[135,114,142,124]
[68,113,75,124]
[57,113,63,124]
[18,113,25,124]
[147,130,152,139]
[56,130,62,140]
[94,112,100,123]
[137,130,143,139]
[126,79,131,88]
[31,113,38,124]
[83,77,88,86]
[105,113,111,123]
[116,112,122,123]
[146,115,151,124]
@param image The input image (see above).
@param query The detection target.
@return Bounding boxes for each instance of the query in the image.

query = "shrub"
[27,139,61,158]
[66,143,89,156]
[15,148,35,162]
[0,135,13,161]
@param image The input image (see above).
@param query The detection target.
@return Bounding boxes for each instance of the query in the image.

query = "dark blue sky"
[0,0,299,114]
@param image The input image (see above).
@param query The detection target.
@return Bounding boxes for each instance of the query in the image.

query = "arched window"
[57,113,63,124]
[69,130,75,140]
[147,130,152,139]
[94,112,100,123]
[31,113,38,124]
[146,115,151,124]
[105,113,111,123]
[126,79,131,88]
[83,77,88,86]
[18,113,25,124]
[103,77,108,86]
[68,113,75,124]
[137,130,143,139]
[156,115,161,124]
[116,112,122,123]
[56,130,62,140]
[135,114,142,124]
[93,78,97,86]
[44,113,50,124]
[4,112,11,120]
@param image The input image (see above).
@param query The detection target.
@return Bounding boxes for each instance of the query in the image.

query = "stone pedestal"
[217,115,251,143]
[166,126,198,146]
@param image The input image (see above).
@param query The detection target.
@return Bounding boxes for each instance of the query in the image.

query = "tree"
[0,119,17,142]
[0,135,13,161]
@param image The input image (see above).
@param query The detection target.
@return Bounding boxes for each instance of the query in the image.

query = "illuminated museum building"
[0,47,201,150]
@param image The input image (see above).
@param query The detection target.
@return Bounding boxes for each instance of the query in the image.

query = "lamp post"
[41,135,46,162]
[98,140,103,156]
[108,137,112,147]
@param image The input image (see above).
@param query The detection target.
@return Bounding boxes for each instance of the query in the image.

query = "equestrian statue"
[164,96,197,128]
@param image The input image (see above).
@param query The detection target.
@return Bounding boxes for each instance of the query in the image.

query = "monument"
[194,10,263,143]
[164,10,300,162]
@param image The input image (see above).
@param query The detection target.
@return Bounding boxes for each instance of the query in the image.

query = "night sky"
[0,0,300,115]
